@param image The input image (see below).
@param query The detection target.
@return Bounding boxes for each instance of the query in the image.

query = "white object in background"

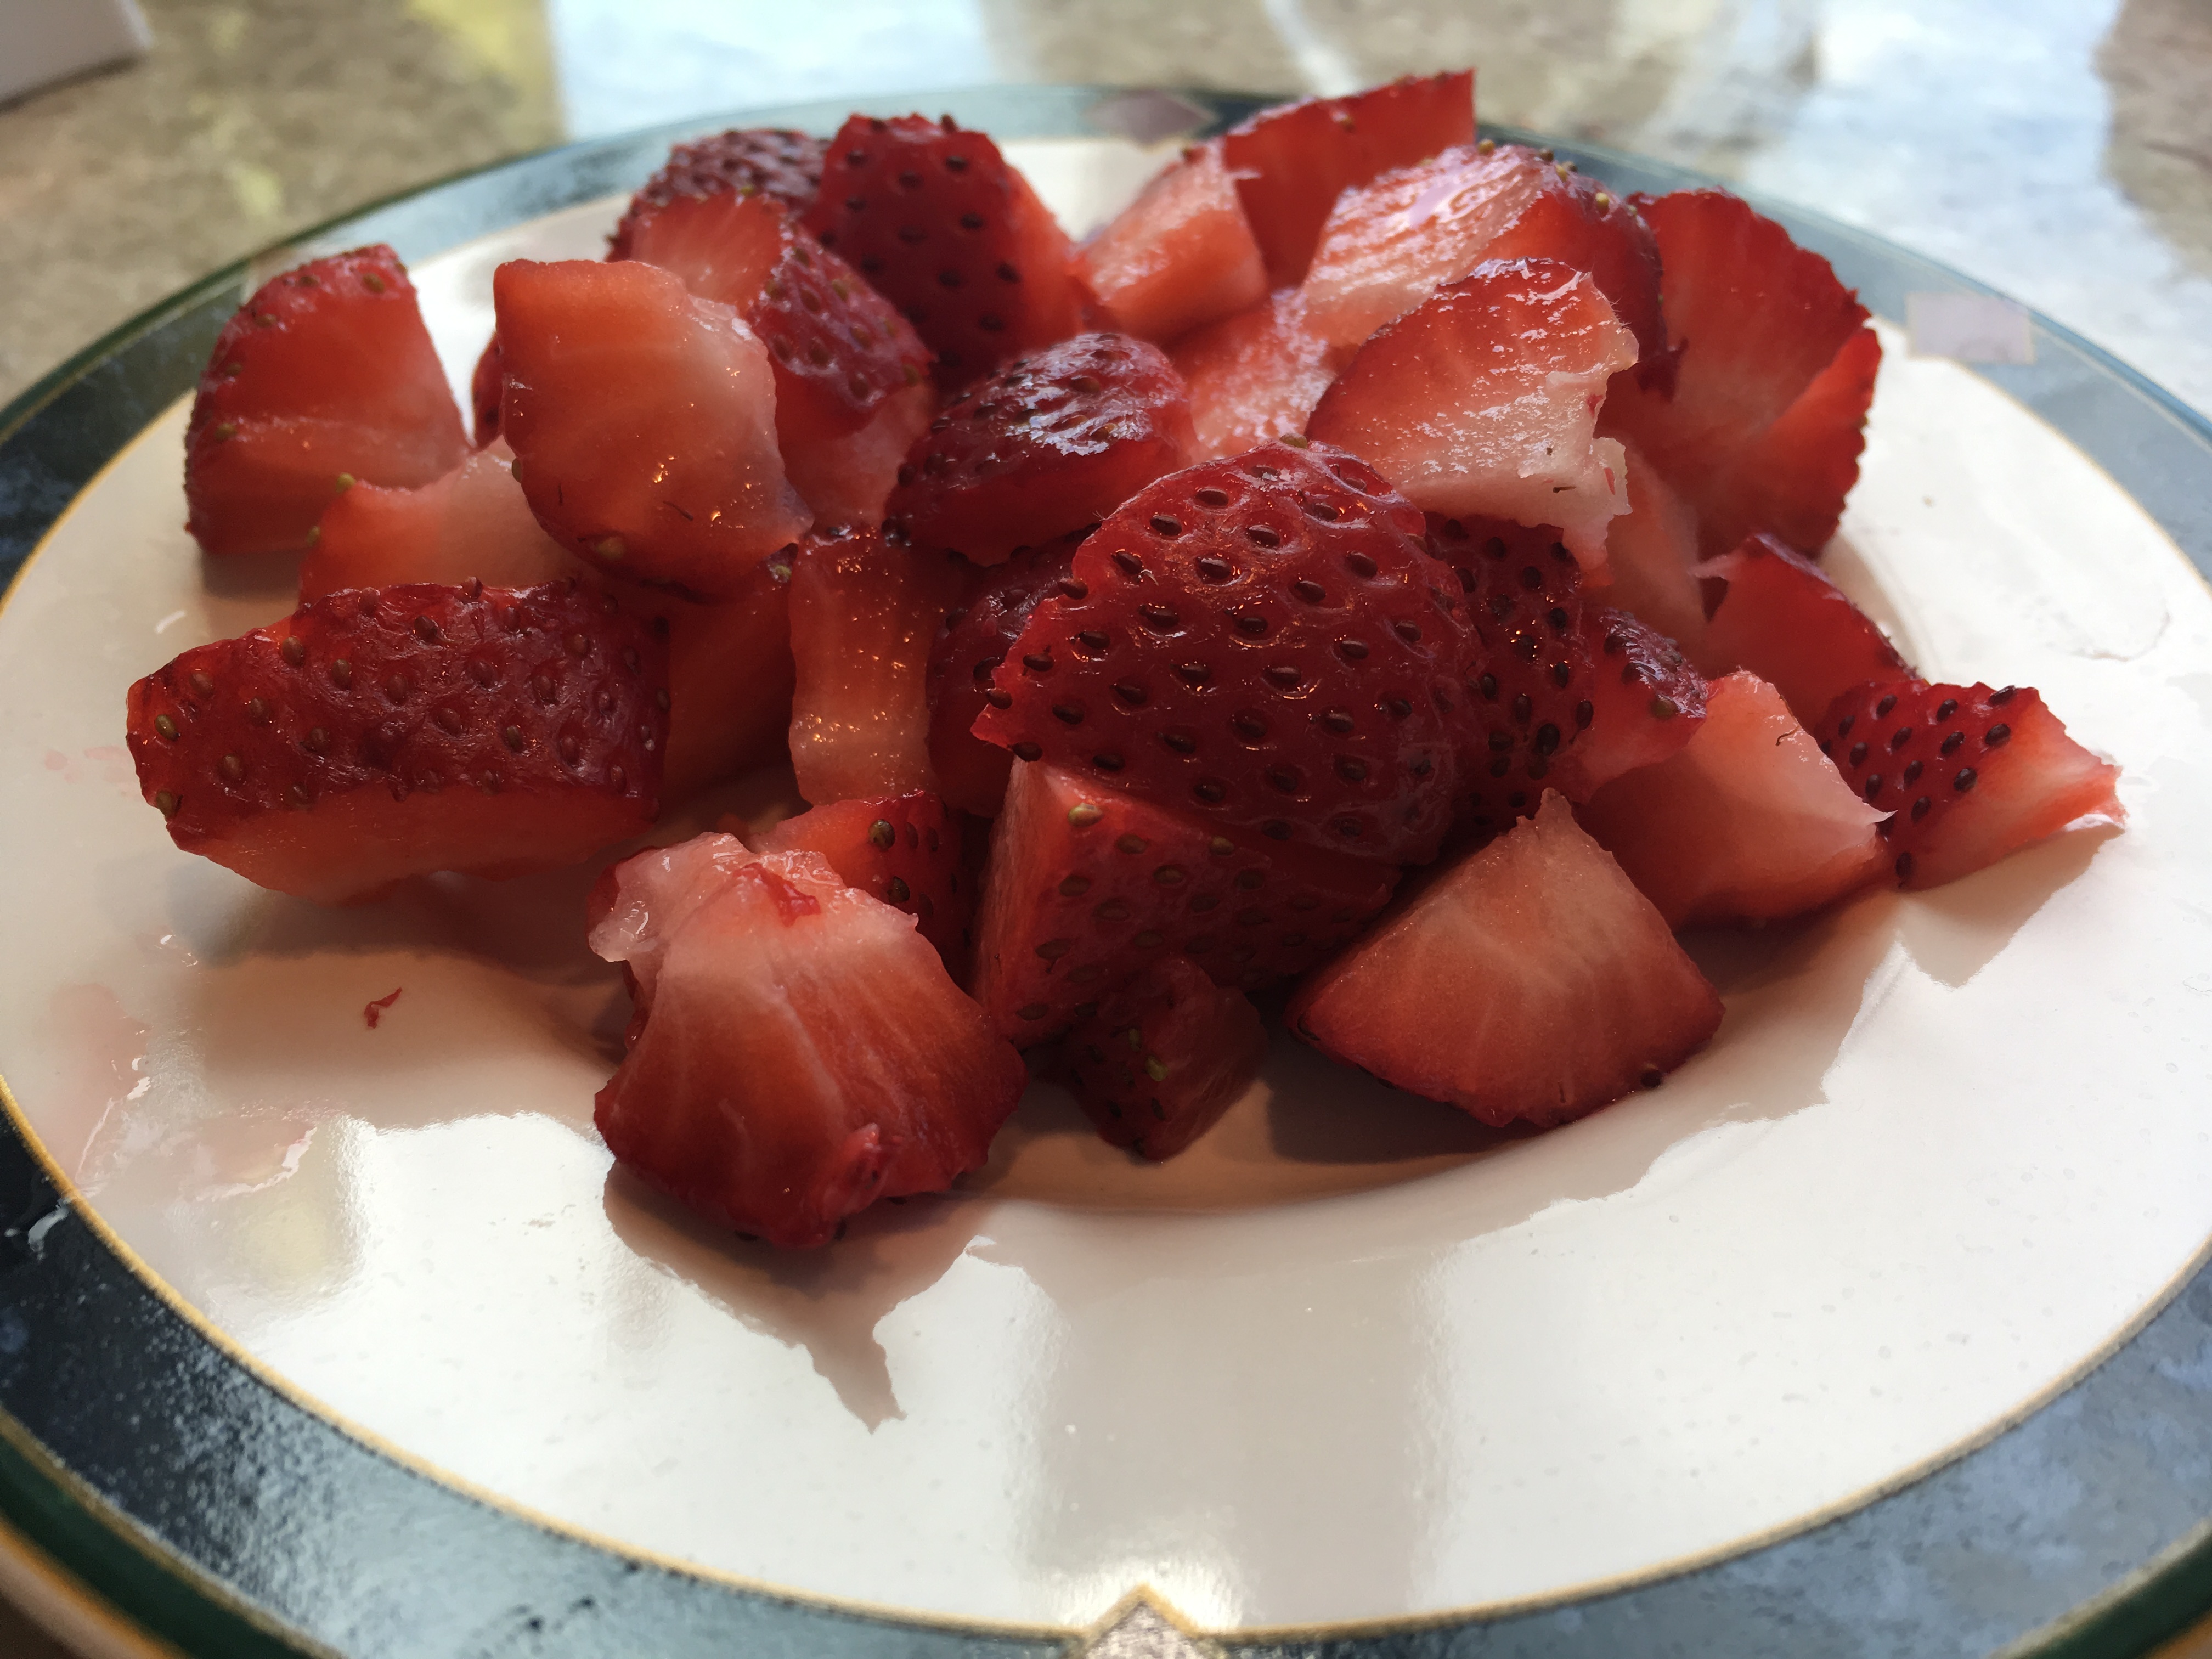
[0,0,150,106]
[1906,291,2036,364]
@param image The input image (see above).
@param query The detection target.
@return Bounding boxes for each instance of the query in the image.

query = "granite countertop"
[1,1,2209,1654]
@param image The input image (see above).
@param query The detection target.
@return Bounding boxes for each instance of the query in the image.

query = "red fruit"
[1221,71,1476,288]
[1595,441,1707,648]
[606,127,829,260]
[1578,672,1885,927]
[1073,141,1268,345]
[1814,680,2122,889]
[470,333,505,446]
[299,441,578,599]
[1054,957,1267,1160]
[887,332,1197,565]
[1693,532,1910,727]
[1600,191,1875,559]
[1307,259,1635,570]
[924,535,1083,816]
[1300,143,1663,362]
[1170,291,1339,462]
[974,439,1472,865]
[1551,607,1708,798]
[184,246,469,558]
[802,115,1083,386]
[125,581,668,905]
[1289,792,1723,1127]
[658,570,796,802]
[495,259,809,596]
[970,760,1398,1042]
[757,791,973,974]
[782,378,934,530]
[591,845,1026,1248]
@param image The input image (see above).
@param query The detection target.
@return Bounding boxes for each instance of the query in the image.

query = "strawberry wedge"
[1074,142,1268,345]
[1055,958,1268,1160]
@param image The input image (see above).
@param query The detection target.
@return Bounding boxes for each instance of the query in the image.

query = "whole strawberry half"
[1814,680,2122,889]
[1692,532,1911,728]
[970,760,1397,1042]
[607,127,829,260]
[925,533,1084,816]
[974,439,1472,865]
[591,844,1026,1248]
[802,114,1082,387]
[126,580,668,904]
[184,246,469,558]
[1054,957,1268,1160]
[757,791,974,975]
[1073,141,1268,345]
[887,332,1198,566]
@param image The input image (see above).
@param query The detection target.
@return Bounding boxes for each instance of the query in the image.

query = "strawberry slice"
[591,844,1026,1248]
[607,127,829,260]
[495,258,810,596]
[1814,680,2122,889]
[924,535,1083,816]
[1578,672,1885,927]
[1220,71,1476,287]
[1600,191,1875,559]
[125,581,668,905]
[886,332,1197,565]
[1054,957,1267,1160]
[1692,532,1911,728]
[470,332,505,446]
[300,440,577,599]
[970,760,1397,1042]
[973,439,1472,865]
[1307,258,1635,571]
[1551,607,1708,798]
[1289,792,1723,1127]
[1073,140,1268,344]
[184,246,469,558]
[1596,440,1707,648]
[1169,291,1339,462]
[757,791,973,974]
[802,114,1082,387]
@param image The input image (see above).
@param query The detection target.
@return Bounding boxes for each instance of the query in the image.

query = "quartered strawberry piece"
[802,114,1082,387]
[1693,532,1911,727]
[1054,957,1267,1160]
[300,440,578,599]
[125,581,668,905]
[1221,71,1476,287]
[495,258,810,596]
[1594,440,1707,648]
[1170,291,1339,462]
[887,332,1197,565]
[757,791,974,974]
[1307,258,1635,571]
[591,845,1026,1248]
[658,568,797,802]
[1289,792,1723,1128]
[970,760,1398,1042]
[1550,607,1707,798]
[606,126,829,260]
[974,439,1472,865]
[1578,672,1885,928]
[924,534,1083,816]
[1815,680,2122,889]
[1073,141,1268,344]
[184,246,470,558]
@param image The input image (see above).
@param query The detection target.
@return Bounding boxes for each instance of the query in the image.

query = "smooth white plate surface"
[3,137,2210,1633]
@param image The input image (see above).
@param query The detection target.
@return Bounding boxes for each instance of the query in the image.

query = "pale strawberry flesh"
[607,127,829,261]
[1055,957,1267,1160]
[1692,532,1911,728]
[1170,291,1339,462]
[299,439,579,600]
[1074,141,1268,345]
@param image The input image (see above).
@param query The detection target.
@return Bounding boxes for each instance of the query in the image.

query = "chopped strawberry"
[1595,440,1707,648]
[1551,607,1708,798]
[787,527,972,804]
[299,440,579,599]
[802,114,1082,387]
[1306,258,1635,571]
[886,332,1197,565]
[1289,792,1723,1127]
[591,844,1026,1248]
[125,581,668,905]
[606,127,829,261]
[1073,141,1268,344]
[495,258,810,596]
[1055,957,1267,1159]
[970,760,1397,1042]
[924,534,1083,816]
[1300,143,1663,362]
[1578,672,1885,927]
[1815,681,2122,889]
[974,439,1472,865]
[658,568,796,802]
[1693,533,1910,728]
[757,791,973,973]
[1600,191,1875,559]
[1169,290,1339,462]
[1221,71,1476,287]
[783,378,935,530]
[184,246,469,558]
[470,332,505,445]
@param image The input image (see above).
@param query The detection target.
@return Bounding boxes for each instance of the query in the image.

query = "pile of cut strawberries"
[126,73,2124,1247]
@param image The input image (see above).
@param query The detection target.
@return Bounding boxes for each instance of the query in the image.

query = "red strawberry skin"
[970,760,1397,1042]
[1814,681,2122,889]
[607,127,828,260]
[1073,141,1268,345]
[1550,607,1708,799]
[125,581,668,904]
[1055,957,1267,1160]
[974,439,1472,865]
[757,791,975,975]
[887,332,1197,566]
[185,246,469,557]
[1692,532,1910,728]
[802,115,1082,387]
[924,535,1084,816]
[470,332,506,446]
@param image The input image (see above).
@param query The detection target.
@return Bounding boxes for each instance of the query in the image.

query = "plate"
[3,85,2212,1659]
